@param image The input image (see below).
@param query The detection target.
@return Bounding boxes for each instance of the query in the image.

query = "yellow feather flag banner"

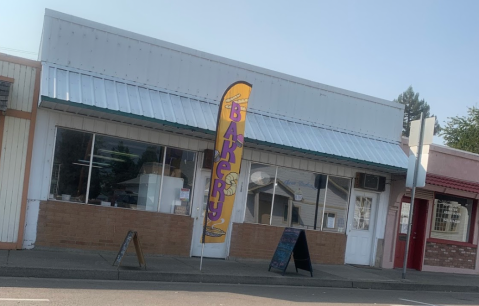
[202,81,252,243]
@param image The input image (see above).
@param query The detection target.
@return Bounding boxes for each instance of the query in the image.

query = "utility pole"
[402,113,426,279]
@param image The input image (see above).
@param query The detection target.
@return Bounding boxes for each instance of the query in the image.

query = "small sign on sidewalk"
[112,230,146,270]
[269,227,313,277]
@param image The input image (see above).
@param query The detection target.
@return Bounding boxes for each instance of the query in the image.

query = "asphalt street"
[0,277,478,306]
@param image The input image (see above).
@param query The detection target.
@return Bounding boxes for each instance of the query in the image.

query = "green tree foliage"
[394,86,440,136]
[441,107,479,154]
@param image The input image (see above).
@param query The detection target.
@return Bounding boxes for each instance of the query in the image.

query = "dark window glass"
[49,129,93,203]
[50,129,197,216]
[88,135,164,211]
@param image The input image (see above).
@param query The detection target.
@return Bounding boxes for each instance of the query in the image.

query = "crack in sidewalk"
[98,253,110,264]
[173,257,199,271]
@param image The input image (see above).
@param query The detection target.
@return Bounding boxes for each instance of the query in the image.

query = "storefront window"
[49,129,93,203]
[244,162,351,233]
[50,128,197,215]
[245,163,277,224]
[158,148,196,214]
[323,176,351,233]
[431,194,474,243]
[275,168,325,229]
[88,134,164,211]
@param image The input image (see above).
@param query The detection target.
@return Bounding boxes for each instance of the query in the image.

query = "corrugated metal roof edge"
[41,95,407,173]
[43,62,401,144]
[43,9,401,111]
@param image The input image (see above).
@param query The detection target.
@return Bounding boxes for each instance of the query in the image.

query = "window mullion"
[269,166,278,226]
[85,133,96,204]
[157,146,167,212]
[320,175,329,231]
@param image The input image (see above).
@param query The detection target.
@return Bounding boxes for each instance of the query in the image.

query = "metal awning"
[426,174,479,194]
[40,64,408,172]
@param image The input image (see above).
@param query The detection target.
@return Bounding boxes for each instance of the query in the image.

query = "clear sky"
[1,0,478,144]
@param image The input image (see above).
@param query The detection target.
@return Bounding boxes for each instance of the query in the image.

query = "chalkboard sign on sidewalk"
[269,227,313,277]
[112,230,146,270]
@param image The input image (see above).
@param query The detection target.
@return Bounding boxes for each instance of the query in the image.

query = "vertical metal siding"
[0,61,36,112]
[0,117,30,242]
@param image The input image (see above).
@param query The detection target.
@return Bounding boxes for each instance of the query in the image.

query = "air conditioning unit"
[354,172,386,192]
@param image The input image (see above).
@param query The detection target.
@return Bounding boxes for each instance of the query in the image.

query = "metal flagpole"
[402,112,426,279]
[200,242,205,271]
[200,190,209,271]
[200,207,208,271]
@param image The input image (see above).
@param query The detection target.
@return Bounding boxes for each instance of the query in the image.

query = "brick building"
[19,9,411,267]
[383,139,479,274]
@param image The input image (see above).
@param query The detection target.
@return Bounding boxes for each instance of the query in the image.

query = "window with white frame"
[431,194,474,243]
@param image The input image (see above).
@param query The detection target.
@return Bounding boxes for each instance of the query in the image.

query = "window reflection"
[244,163,350,233]
[323,176,351,233]
[245,164,277,224]
[275,168,325,229]
[50,128,197,216]
[49,129,93,203]
[353,196,372,231]
[399,202,410,234]
[431,194,473,243]
[88,135,164,211]
[158,148,196,214]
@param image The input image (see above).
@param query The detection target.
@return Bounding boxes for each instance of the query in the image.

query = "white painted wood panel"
[0,61,37,113]
[0,116,30,243]
[11,118,29,241]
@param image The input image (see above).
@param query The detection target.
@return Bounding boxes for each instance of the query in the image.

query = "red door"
[394,198,428,270]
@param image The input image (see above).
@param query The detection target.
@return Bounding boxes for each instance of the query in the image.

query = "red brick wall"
[229,223,346,264]
[424,241,477,269]
[36,201,193,256]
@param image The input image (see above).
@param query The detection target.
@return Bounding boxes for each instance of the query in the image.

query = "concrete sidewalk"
[1,248,478,292]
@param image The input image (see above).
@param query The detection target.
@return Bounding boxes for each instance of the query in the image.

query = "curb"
[352,281,479,293]
[1,266,478,293]
[0,266,118,280]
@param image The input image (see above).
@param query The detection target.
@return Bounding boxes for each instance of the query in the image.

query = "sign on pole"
[405,117,435,188]
[402,115,435,279]
[202,81,252,244]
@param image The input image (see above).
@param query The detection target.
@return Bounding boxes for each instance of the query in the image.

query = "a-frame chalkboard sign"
[268,227,313,277]
[112,230,146,270]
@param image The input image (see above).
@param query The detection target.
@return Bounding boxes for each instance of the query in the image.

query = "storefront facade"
[0,53,40,250]
[23,9,408,266]
[383,140,479,274]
